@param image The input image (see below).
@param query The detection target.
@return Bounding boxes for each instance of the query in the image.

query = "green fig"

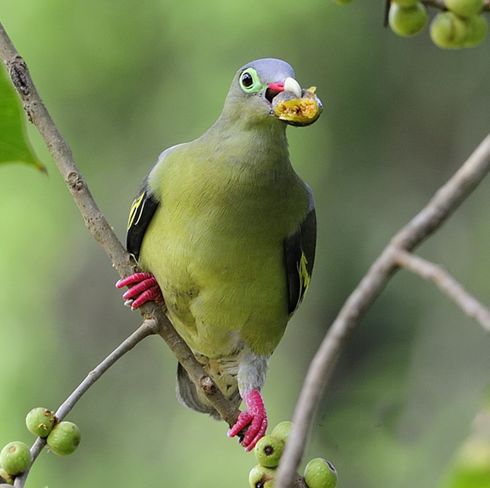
[271,421,293,443]
[249,464,276,488]
[445,0,484,17]
[465,14,488,46]
[47,421,81,456]
[430,12,469,48]
[304,458,338,488]
[25,407,56,438]
[389,3,428,36]
[0,442,31,476]
[254,435,285,468]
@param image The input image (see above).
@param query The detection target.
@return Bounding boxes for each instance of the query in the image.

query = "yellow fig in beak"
[273,86,323,126]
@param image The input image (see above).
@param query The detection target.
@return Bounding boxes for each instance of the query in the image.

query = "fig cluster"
[0,407,81,484]
[248,421,337,488]
[431,0,488,48]
[334,0,488,48]
[388,0,488,47]
[26,407,81,456]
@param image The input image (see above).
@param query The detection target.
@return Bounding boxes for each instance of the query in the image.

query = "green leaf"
[0,63,46,172]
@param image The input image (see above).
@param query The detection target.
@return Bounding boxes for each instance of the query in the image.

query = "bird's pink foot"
[115,272,163,310]
[228,389,267,451]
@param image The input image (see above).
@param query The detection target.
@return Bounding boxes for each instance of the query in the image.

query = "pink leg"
[115,272,163,310]
[228,389,268,451]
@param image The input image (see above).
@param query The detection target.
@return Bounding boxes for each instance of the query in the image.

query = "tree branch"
[395,250,490,332]
[275,134,490,487]
[0,22,311,488]
[0,21,239,428]
[13,319,159,488]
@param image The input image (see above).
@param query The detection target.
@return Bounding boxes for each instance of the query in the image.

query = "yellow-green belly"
[139,150,308,358]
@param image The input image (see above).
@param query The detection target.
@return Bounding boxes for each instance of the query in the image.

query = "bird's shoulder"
[126,143,190,259]
[146,142,191,194]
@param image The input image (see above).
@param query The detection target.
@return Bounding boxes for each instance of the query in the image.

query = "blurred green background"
[1,1,490,487]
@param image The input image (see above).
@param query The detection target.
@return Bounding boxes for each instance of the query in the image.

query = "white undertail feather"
[176,348,269,419]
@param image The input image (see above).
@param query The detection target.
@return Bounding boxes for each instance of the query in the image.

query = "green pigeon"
[116,58,317,450]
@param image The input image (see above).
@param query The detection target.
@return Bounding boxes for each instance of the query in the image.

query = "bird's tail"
[176,363,241,420]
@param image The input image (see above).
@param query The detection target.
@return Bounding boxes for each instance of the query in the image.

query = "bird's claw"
[228,389,267,451]
[115,272,163,310]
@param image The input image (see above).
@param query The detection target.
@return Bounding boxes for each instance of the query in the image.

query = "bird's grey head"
[223,58,302,126]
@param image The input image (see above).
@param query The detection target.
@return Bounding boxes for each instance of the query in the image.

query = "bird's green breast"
[140,127,309,357]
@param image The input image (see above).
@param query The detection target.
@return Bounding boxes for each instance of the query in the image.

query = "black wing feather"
[284,194,316,315]
[126,183,160,261]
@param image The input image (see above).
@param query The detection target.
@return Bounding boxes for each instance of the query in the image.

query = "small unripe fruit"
[465,14,488,46]
[393,0,419,7]
[304,458,338,488]
[254,435,285,468]
[0,468,13,485]
[249,465,276,488]
[26,408,56,438]
[271,421,293,443]
[445,0,484,17]
[430,12,468,48]
[389,3,428,36]
[47,421,81,456]
[0,442,31,476]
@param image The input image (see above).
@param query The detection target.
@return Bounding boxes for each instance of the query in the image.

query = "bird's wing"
[284,188,316,315]
[126,181,160,261]
[126,146,183,259]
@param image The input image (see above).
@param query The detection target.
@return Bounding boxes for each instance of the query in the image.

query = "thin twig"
[395,0,490,13]
[13,319,158,488]
[384,0,390,26]
[276,134,490,487]
[419,0,489,12]
[0,21,239,429]
[395,250,490,332]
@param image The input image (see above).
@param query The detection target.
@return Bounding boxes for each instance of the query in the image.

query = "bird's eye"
[241,72,253,87]
[239,68,262,93]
